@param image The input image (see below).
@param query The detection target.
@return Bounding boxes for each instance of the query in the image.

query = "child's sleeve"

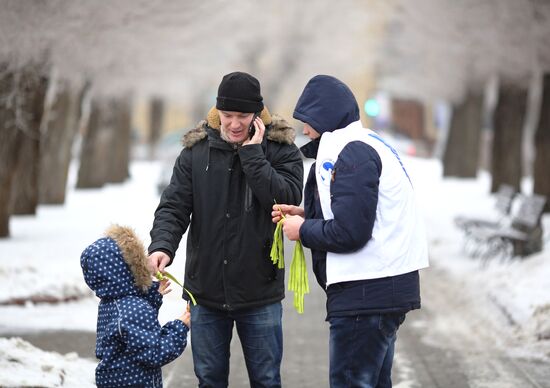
[119,298,189,367]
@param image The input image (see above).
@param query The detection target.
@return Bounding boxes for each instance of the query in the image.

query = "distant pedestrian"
[81,225,190,388]
[273,75,429,388]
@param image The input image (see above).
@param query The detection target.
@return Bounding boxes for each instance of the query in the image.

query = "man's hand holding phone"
[243,112,264,146]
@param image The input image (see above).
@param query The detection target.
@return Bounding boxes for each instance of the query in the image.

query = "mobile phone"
[248,112,260,139]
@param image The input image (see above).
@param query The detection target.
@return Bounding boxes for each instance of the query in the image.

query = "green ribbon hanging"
[270,220,285,269]
[288,240,309,313]
[270,204,310,314]
[156,270,197,306]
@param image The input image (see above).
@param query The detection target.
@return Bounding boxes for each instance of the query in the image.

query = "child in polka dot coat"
[81,225,190,388]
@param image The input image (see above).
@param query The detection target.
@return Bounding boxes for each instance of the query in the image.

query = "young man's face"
[219,110,255,144]
[303,123,321,140]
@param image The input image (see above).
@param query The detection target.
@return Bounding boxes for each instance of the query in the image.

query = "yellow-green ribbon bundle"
[288,240,309,314]
[270,220,285,269]
[155,270,197,306]
[270,204,309,313]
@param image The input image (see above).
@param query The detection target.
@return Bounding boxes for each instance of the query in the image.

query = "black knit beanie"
[216,72,264,113]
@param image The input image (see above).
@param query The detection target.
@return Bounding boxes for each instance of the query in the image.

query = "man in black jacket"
[148,72,303,388]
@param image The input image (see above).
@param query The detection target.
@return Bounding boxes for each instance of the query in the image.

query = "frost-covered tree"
[2,0,550,237]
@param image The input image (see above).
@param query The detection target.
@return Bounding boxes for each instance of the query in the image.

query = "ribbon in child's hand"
[156,270,197,306]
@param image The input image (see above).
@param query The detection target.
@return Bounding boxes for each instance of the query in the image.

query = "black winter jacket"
[149,107,304,311]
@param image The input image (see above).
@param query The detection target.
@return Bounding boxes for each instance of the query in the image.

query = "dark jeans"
[190,302,283,388]
[329,313,406,388]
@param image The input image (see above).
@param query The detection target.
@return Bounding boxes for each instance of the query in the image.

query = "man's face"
[219,110,255,144]
[303,123,321,140]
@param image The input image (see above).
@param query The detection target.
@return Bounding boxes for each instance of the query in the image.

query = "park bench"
[465,193,547,262]
[454,183,516,233]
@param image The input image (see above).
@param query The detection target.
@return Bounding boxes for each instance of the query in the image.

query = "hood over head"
[293,75,360,134]
[80,225,152,299]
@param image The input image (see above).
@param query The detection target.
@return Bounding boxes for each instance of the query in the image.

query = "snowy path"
[166,256,550,388]
[394,265,550,388]
[5,251,549,387]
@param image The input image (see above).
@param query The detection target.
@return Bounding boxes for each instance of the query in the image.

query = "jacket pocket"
[259,239,277,281]
[185,241,199,280]
[244,184,254,212]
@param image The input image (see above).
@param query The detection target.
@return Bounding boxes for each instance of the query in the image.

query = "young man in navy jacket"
[273,75,429,388]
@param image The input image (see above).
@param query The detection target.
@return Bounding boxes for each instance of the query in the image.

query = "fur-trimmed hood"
[80,225,153,299]
[182,106,296,148]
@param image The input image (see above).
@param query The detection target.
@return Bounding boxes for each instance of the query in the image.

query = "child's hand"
[158,279,172,296]
[178,304,191,328]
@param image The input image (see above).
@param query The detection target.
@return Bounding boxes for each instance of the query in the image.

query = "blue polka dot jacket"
[81,225,188,388]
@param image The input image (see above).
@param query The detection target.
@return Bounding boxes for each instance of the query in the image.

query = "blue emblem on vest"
[320,160,334,186]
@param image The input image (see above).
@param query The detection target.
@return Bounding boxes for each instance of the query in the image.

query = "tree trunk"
[106,96,132,183]
[491,83,528,193]
[149,97,164,159]
[0,66,22,237]
[39,80,81,204]
[0,128,23,237]
[11,136,40,215]
[443,92,483,177]
[9,65,48,215]
[77,98,114,188]
[533,73,550,212]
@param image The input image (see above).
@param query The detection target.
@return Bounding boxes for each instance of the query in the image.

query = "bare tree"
[106,96,132,183]
[0,61,48,236]
[0,0,547,221]
[76,97,115,188]
[39,79,83,204]
[533,73,550,212]
[443,92,483,177]
[491,82,528,193]
[9,63,49,215]
[148,96,164,159]
[0,65,22,237]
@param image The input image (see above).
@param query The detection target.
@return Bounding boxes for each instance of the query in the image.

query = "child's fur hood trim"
[105,225,152,292]
[182,106,296,148]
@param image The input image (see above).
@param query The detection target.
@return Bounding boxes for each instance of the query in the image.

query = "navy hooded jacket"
[294,75,421,319]
[81,225,188,388]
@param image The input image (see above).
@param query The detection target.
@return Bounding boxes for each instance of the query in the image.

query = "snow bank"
[0,337,95,387]
[406,156,550,347]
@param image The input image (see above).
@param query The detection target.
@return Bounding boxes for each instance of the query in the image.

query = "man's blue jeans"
[329,313,406,388]
[190,302,283,388]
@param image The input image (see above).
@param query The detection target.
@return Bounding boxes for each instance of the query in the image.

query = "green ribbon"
[270,220,285,269]
[270,203,310,314]
[288,240,309,314]
[156,270,197,306]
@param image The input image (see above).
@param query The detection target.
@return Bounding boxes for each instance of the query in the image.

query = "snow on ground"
[0,161,189,331]
[0,156,549,386]
[0,337,95,387]
[408,158,550,337]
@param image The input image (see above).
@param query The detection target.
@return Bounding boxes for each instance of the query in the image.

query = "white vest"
[315,121,429,286]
